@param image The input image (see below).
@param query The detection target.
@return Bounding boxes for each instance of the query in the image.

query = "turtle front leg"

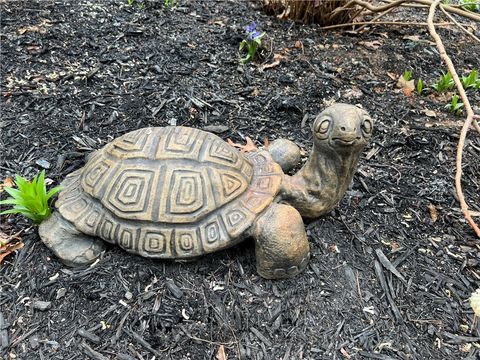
[267,139,301,173]
[39,212,105,266]
[251,203,310,279]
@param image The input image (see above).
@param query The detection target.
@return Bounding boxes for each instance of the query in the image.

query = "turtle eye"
[362,118,372,134]
[315,119,330,134]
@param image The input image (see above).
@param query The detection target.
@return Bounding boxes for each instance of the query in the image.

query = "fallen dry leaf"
[0,241,24,265]
[18,25,41,34]
[294,40,302,49]
[17,19,52,35]
[421,109,437,118]
[251,88,259,96]
[260,53,285,71]
[359,40,383,50]
[427,204,438,222]
[0,177,15,192]
[396,76,415,97]
[216,345,227,360]
[227,137,257,153]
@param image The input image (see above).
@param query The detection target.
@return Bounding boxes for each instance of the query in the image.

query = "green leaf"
[3,187,22,199]
[0,198,27,206]
[1,171,60,224]
[46,186,62,201]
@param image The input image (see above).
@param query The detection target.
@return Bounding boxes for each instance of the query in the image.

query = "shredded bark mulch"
[1,1,479,359]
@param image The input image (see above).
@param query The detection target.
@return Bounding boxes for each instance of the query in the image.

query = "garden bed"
[1,1,480,359]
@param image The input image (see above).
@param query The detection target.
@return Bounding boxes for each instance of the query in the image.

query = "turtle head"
[312,103,373,154]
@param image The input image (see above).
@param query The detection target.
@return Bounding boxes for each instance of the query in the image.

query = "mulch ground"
[1,1,480,359]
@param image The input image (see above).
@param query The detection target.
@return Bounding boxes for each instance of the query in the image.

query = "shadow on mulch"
[1,1,479,359]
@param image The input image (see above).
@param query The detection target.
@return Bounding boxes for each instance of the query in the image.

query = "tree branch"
[427,0,480,237]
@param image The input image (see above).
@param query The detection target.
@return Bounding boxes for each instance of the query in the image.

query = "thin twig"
[354,7,396,32]
[427,0,480,237]
[439,5,480,44]
[320,20,451,30]
[344,0,480,22]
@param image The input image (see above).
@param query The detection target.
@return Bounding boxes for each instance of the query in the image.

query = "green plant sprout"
[461,69,480,89]
[432,71,455,92]
[126,0,145,9]
[459,0,480,12]
[0,171,61,224]
[445,93,464,116]
[239,22,266,64]
[402,70,413,81]
[416,78,424,95]
[164,0,177,7]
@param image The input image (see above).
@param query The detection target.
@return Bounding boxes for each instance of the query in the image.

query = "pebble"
[35,159,51,169]
[32,300,51,311]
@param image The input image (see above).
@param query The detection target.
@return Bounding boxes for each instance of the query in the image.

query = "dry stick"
[427,0,480,238]
[339,0,410,13]
[320,20,450,30]
[354,7,396,32]
[346,0,480,22]
[439,6,480,44]
[418,0,480,21]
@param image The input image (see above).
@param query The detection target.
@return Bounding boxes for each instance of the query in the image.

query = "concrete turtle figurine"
[39,103,373,279]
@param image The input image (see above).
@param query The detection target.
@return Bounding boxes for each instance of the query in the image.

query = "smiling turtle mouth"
[332,137,358,146]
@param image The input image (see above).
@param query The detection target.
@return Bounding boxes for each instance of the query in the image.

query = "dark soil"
[1,1,480,359]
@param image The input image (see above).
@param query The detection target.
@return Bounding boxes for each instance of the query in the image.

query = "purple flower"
[245,22,257,34]
[245,22,261,40]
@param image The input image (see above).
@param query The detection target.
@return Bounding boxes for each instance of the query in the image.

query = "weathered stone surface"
[37,104,372,279]
[268,138,301,172]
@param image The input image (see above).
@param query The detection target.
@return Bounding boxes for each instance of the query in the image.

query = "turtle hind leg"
[251,203,310,279]
[38,212,105,266]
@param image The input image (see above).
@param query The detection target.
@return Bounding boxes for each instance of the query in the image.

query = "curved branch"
[439,5,480,44]
[427,0,480,237]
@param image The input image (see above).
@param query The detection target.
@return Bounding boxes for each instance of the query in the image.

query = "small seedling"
[402,70,413,81]
[432,71,455,92]
[164,0,177,7]
[126,0,145,9]
[445,93,464,116]
[0,171,61,224]
[461,69,480,89]
[459,0,480,12]
[416,79,424,95]
[239,22,266,64]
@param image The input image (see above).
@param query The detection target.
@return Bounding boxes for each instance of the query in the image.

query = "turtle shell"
[55,127,283,258]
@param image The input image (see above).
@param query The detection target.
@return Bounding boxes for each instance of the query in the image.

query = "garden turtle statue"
[39,103,373,279]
